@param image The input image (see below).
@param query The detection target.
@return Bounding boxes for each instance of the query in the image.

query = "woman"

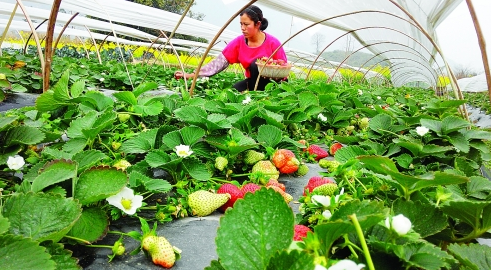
[174,5,288,91]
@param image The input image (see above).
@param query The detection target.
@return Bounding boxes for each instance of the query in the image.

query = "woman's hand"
[174,71,195,80]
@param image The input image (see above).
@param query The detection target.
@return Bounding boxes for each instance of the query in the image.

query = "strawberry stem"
[85,244,113,249]
[63,235,92,245]
[348,214,375,270]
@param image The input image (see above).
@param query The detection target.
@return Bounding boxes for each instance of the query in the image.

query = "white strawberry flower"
[175,144,193,158]
[106,187,143,215]
[385,214,412,236]
[334,187,345,203]
[377,96,381,100]
[322,210,332,219]
[416,126,429,136]
[80,65,85,68]
[7,155,25,170]
[318,113,327,122]
[99,77,105,82]
[315,265,328,270]
[312,195,331,207]
[357,89,363,95]
[242,95,252,104]
[328,259,366,270]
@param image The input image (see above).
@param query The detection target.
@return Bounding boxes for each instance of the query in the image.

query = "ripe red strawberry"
[272,149,300,174]
[266,179,286,192]
[217,183,243,212]
[303,176,335,195]
[142,235,178,268]
[329,142,343,155]
[293,224,312,241]
[298,140,308,152]
[307,145,328,160]
[272,149,295,168]
[268,185,293,203]
[241,182,261,196]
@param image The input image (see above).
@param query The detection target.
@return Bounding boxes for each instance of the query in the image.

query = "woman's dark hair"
[240,5,268,31]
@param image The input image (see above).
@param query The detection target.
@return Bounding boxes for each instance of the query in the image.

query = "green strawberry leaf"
[441,116,470,134]
[298,91,319,108]
[331,200,387,228]
[335,145,369,163]
[67,207,109,243]
[0,214,10,234]
[266,250,315,270]
[133,81,158,97]
[441,200,491,231]
[2,192,82,242]
[257,124,283,148]
[182,157,212,181]
[0,115,18,131]
[448,243,491,270]
[0,234,56,270]
[72,150,108,174]
[369,114,392,134]
[74,166,128,205]
[258,108,284,129]
[4,125,46,146]
[392,199,447,238]
[70,79,85,98]
[62,138,88,155]
[113,91,137,105]
[392,242,455,270]
[81,91,114,111]
[120,129,157,154]
[174,105,207,124]
[52,69,70,102]
[35,92,67,112]
[31,159,78,192]
[204,260,226,270]
[66,111,98,139]
[467,176,491,200]
[42,242,81,270]
[134,98,164,116]
[216,188,294,270]
[180,126,206,146]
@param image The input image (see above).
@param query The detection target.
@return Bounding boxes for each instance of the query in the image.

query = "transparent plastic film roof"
[1,0,488,94]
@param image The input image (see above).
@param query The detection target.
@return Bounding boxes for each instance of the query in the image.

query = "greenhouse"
[1,0,491,269]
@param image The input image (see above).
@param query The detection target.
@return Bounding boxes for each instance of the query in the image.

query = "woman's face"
[240,14,260,38]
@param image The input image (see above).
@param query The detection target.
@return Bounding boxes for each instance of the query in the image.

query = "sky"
[193,0,490,74]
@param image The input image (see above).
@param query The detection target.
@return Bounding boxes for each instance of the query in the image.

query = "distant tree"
[311,33,326,55]
[321,49,389,68]
[453,65,478,79]
[128,0,204,20]
[344,34,354,58]
[123,0,207,43]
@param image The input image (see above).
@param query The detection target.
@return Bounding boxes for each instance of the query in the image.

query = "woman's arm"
[174,53,229,79]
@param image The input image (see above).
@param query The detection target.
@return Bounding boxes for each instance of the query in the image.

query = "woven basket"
[256,62,292,79]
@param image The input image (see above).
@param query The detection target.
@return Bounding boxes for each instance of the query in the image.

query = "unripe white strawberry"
[188,190,230,217]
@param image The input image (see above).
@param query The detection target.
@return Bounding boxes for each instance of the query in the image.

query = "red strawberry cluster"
[271,149,300,174]
[329,142,343,155]
[307,145,329,161]
[217,183,261,212]
[256,57,288,66]
[303,176,335,195]
[293,224,312,241]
